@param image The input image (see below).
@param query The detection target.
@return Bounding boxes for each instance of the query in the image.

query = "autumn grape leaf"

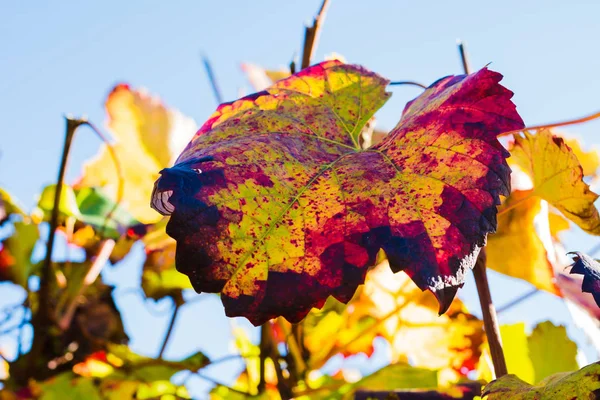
[561,135,600,177]
[509,129,600,234]
[349,260,484,382]
[527,321,579,381]
[486,190,558,294]
[567,252,600,308]
[77,83,197,224]
[482,362,600,399]
[477,322,578,385]
[152,60,524,325]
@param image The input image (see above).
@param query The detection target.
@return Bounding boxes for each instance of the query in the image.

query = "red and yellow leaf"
[151,61,523,325]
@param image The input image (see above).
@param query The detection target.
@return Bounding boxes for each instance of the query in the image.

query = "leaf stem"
[496,193,534,217]
[301,0,331,69]
[500,109,600,138]
[389,80,428,89]
[28,116,85,374]
[473,250,508,377]
[158,294,183,359]
[457,43,507,377]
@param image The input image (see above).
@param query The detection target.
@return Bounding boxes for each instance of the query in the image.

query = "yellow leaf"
[77,84,197,224]
[548,209,571,239]
[478,323,535,384]
[562,136,600,177]
[509,129,600,234]
[482,362,600,399]
[487,190,558,294]
[349,261,484,383]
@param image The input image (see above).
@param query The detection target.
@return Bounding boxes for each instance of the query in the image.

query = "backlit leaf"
[487,190,558,294]
[561,136,600,177]
[527,321,578,381]
[482,361,600,399]
[152,61,523,325]
[509,129,600,234]
[477,322,578,384]
[350,260,484,382]
[77,84,197,224]
[0,188,25,226]
[0,221,39,287]
[567,252,600,308]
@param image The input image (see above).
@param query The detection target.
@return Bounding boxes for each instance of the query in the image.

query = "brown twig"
[458,42,507,378]
[158,294,183,359]
[258,323,269,393]
[57,239,116,330]
[457,40,471,74]
[28,116,85,373]
[473,250,508,377]
[301,0,331,69]
[202,54,224,105]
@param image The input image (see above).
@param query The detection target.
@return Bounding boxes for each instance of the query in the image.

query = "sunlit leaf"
[482,361,600,399]
[509,129,600,234]
[75,187,139,239]
[548,210,570,239]
[0,188,25,226]
[561,136,600,177]
[351,362,438,393]
[37,184,82,220]
[567,252,600,308]
[487,190,558,294]
[477,323,534,384]
[527,321,579,381]
[152,61,523,325]
[0,221,39,287]
[36,372,102,400]
[350,260,484,382]
[77,84,197,224]
[142,241,192,300]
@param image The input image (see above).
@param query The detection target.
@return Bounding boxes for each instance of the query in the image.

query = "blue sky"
[2,0,600,398]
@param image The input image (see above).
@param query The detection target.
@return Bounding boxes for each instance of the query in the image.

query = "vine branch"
[301,0,331,69]
[28,116,85,373]
[158,294,183,359]
[458,41,507,378]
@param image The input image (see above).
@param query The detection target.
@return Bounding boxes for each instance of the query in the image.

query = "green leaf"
[527,322,579,381]
[482,362,600,399]
[351,362,438,393]
[107,345,210,382]
[136,380,190,400]
[0,187,25,225]
[0,221,39,287]
[142,241,192,300]
[37,373,102,400]
[75,187,139,239]
[37,184,82,220]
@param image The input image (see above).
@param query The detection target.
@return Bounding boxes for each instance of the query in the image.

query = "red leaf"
[151,61,524,325]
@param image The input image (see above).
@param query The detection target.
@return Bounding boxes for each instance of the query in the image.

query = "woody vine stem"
[458,42,508,378]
